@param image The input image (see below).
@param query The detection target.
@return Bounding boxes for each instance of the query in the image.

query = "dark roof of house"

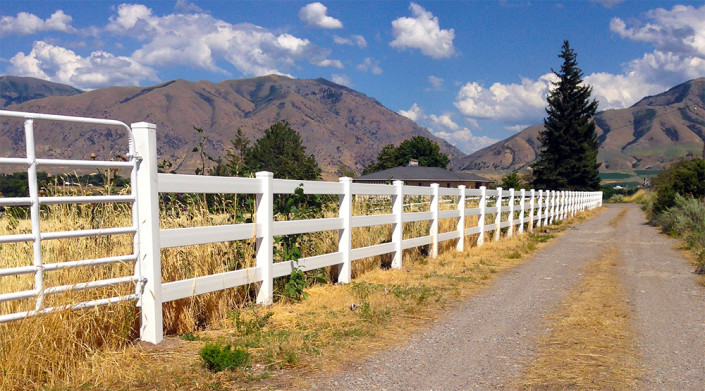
[354,166,494,183]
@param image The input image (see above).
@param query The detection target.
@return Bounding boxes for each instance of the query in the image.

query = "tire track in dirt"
[311,207,625,390]
[309,205,705,390]
[615,204,705,390]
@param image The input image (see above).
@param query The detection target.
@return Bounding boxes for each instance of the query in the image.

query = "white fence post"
[477,186,486,247]
[255,171,274,305]
[508,188,515,238]
[536,190,543,228]
[132,121,163,344]
[547,190,553,225]
[562,191,567,220]
[494,187,502,242]
[519,188,525,235]
[430,183,439,258]
[23,118,44,311]
[337,177,352,283]
[599,191,603,207]
[571,191,576,217]
[392,180,404,269]
[456,185,466,252]
[529,189,535,232]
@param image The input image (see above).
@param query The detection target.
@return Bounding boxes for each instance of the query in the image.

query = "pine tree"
[531,40,601,191]
[244,121,321,180]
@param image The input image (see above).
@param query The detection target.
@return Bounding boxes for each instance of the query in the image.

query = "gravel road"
[615,204,705,390]
[308,205,705,390]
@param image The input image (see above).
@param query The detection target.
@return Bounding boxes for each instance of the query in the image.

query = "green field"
[599,169,661,187]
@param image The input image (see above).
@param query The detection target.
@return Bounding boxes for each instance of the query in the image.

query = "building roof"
[354,166,494,183]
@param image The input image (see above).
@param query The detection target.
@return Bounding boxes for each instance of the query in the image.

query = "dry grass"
[57,210,599,391]
[623,189,648,204]
[513,246,641,390]
[609,207,628,227]
[0,184,602,390]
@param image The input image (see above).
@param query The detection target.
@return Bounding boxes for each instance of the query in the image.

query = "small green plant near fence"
[281,264,327,301]
[199,342,251,372]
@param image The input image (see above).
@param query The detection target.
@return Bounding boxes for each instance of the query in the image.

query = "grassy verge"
[513,245,641,390]
[41,208,602,390]
[650,195,705,275]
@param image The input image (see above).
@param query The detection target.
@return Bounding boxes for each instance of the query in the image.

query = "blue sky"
[2,1,705,154]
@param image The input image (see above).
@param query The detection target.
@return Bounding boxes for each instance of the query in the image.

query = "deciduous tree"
[363,136,450,174]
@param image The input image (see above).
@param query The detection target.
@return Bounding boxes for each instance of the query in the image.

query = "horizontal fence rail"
[0,114,603,344]
[0,110,143,325]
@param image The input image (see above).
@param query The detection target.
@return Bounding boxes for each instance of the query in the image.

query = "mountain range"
[2,75,705,178]
[0,75,463,179]
[458,77,705,172]
[1,76,83,108]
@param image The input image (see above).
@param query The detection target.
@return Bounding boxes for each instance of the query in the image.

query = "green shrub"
[652,158,705,215]
[653,195,705,272]
[199,342,250,372]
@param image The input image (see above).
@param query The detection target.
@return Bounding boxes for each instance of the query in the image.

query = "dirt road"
[310,205,705,390]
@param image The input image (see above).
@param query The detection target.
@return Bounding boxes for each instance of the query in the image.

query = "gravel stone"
[307,205,705,390]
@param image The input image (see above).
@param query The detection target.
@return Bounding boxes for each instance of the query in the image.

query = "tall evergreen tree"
[531,41,601,191]
[244,121,321,180]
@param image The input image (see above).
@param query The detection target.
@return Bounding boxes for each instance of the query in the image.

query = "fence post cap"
[255,171,273,178]
[131,122,156,129]
[339,176,353,183]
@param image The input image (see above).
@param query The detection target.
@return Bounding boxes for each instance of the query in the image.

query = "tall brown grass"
[0,183,515,389]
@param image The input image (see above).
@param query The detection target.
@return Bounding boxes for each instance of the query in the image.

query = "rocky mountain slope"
[0,76,83,107]
[0,75,463,179]
[457,78,705,171]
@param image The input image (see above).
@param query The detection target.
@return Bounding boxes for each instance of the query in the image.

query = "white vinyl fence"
[0,111,602,344]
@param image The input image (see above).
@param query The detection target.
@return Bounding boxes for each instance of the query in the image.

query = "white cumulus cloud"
[298,2,343,29]
[590,0,623,9]
[331,73,353,87]
[333,34,367,48]
[610,5,705,58]
[426,75,444,91]
[399,102,424,121]
[390,3,455,59]
[399,103,497,153]
[8,40,158,89]
[1,10,76,37]
[357,57,382,75]
[454,74,557,124]
[104,4,342,77]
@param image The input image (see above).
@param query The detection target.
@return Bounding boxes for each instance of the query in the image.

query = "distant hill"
[0,75,463,179]
[0,76,83,107]
[456,78,705,171]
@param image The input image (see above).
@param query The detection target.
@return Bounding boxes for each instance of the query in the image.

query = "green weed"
[199,342,250,372]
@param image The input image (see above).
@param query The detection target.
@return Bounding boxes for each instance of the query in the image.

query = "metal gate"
[0,110,144,323]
